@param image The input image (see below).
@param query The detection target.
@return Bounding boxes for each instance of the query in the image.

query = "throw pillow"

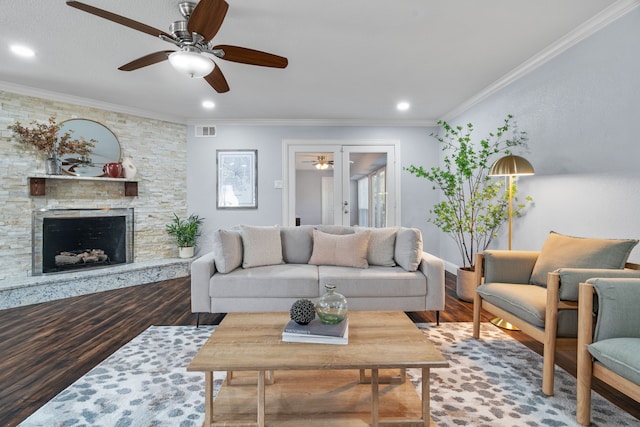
[212,229,243,273]
[529,231,639,286]
[280,225,314,264]
[394,227,423,272]
[239,225,284,268]
[308,229,371,268]
[356,227,398,267]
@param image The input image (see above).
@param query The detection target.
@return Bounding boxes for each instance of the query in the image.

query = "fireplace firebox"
[32,208,134,275]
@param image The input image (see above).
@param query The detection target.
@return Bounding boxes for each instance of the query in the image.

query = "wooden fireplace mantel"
[28,175,138,197]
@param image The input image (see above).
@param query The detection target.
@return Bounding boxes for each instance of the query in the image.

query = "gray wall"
[436,7,640,267]
[187,126,441,256]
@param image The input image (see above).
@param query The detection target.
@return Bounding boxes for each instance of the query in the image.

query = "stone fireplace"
[32,208,134,276]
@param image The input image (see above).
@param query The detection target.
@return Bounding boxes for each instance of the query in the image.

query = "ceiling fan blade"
[214,45,288,68]
[188,0,229,42]
[118,51,173,71]
[204,66,230,93]
[66,1,173,39]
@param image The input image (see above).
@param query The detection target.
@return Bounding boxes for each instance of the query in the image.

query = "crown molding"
[186,118,438,127]
[443,0,640,121]
[0,81,186,124]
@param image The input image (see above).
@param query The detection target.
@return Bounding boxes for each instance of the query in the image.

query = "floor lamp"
[488,154,535,329]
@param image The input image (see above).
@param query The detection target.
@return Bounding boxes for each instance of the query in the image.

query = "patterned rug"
[19,322,639,427]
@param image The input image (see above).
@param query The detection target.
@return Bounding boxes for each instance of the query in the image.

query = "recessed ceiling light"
[202,100,215,109]
[10,44,35,58]
[396,101,410,111]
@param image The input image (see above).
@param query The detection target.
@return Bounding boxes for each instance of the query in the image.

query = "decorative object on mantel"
[121,156,137,179]
[404,114,533,302]
[8,116,95,176]
[59,119,121,177]
[165,213,204,258]
[103,162,123,178]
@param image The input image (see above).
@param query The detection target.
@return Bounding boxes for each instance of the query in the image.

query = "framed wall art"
[216,149,258,209]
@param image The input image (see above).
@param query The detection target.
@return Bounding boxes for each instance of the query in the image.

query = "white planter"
[178,246,194,259]
[456,267,476,302]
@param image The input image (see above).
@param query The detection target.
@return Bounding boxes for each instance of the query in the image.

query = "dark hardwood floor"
[0,272,637,426]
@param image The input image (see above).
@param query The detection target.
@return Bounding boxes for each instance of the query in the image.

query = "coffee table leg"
[257,370,265,427]
[422,367,430,426]
[205,371,213,426]
[371,368,379,427]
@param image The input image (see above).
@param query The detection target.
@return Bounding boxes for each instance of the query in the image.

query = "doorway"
[283,140,399,227]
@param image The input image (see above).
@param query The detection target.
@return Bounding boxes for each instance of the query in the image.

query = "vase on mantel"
[45,156,61,175]
[121,156,137,179]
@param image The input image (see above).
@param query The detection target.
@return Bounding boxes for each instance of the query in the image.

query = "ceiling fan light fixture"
[169,48,214,78]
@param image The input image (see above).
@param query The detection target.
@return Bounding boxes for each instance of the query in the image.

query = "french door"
[283,141,398,227]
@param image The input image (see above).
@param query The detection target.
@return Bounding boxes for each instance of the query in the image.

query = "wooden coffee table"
[188,311,448,426]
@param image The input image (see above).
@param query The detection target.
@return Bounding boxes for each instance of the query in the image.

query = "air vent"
[195,125,216,137]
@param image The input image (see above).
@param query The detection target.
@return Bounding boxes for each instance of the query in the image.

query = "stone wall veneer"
[0,90,188,288]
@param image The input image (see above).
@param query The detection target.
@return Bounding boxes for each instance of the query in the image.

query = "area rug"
[19,323,638,427]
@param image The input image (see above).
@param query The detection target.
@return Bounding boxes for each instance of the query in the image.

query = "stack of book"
[282,317,349,345]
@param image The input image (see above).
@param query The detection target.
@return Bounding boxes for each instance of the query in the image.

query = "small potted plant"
[8,116,94,175]
[165,213,204,258]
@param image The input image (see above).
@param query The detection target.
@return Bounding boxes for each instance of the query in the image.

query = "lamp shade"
[168,49,214,78]
[489,154,535,176]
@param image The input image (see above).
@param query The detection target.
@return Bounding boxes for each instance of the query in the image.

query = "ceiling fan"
[66,0,288,93]
[303,155,334,170]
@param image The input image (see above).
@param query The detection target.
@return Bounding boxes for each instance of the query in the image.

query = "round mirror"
[58,119,121,177]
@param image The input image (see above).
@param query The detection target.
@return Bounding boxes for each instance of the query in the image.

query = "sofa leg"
[436,311,440,326]
[195,313,200,328]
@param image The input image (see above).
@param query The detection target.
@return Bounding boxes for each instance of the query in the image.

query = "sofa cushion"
[318,265,426,297]
[240,225,284,268]
[588,338,640,386]
[213,229,243,273]
[308,229,371,268]
[477,282,577,337]
[529,231,638,287]
[394,227,423,272]
[210,264,319,298]
[356,227,398,267]
[281,225,314,264]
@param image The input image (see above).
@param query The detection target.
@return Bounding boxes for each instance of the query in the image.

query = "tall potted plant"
[165,213,204,258]
[405,114,531,300]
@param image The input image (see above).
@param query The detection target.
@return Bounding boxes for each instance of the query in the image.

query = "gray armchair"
[576,278,640,425]
[472,232,640,396]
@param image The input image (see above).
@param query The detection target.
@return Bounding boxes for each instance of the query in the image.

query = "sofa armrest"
[419,251,445,311]
[190,251,217,313]
[482,250,539,284]
[555,267,640,301]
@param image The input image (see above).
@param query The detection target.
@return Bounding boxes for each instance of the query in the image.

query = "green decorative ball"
[290,299,316,325]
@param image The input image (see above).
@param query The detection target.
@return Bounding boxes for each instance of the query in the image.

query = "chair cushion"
[588,338,640,386]
[394,227,423,272]
[308,229,371,268]
[240,225,284,268]
[529,231,638,287]
[476,282,579,337]
[590,278,640,341]
[280,225,314,264]
[356,227,398,267]
[212,229,243,273]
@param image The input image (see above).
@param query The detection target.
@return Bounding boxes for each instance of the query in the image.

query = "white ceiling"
[0,0,632,125]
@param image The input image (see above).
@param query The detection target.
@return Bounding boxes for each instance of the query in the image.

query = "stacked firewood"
[55,249,108,266]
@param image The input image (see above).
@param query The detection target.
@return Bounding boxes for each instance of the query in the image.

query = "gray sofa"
[191,225,445,326]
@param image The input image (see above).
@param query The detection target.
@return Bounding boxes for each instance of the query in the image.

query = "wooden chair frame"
[473,253,640,396]
[576,282,640,426]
